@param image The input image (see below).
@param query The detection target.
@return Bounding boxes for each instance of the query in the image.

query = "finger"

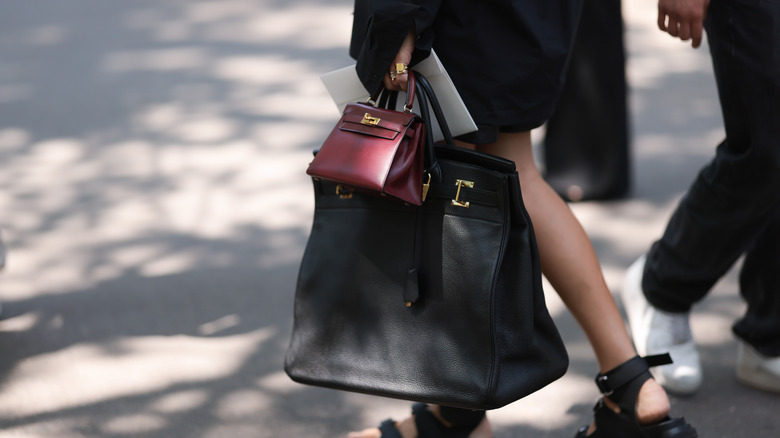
[386,61,409,92]
[383,73,401,91]
[396,73,409,92]
[667,17,680,37]
[691,21,704,48]
[657,7,668,31]
[678,21,692,41]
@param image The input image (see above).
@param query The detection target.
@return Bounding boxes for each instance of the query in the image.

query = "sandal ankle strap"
[595,354,672,413]
[595,353,672,395]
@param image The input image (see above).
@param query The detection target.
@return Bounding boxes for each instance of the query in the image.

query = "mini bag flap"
[339,104,417,140]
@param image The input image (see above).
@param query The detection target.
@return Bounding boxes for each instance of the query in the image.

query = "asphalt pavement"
[0,1,777,437]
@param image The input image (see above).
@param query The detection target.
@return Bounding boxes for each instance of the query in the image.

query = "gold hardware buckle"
[451,179,474,208]
[336,185,353,199]
[360,113,380,126]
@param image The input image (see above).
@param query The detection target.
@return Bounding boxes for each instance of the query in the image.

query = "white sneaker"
[621,255,703,394]
[736,340,780,393]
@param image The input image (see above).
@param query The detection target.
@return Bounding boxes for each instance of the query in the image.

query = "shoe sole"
[736,343,780,394]
[737,368,780,394]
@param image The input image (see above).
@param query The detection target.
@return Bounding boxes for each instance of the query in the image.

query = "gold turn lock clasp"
[360,113,381,126]
[451,179,474,208]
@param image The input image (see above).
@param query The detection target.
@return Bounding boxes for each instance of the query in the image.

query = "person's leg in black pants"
[624,0,780,394]
[543,0,630,202]
[643,0,780,329]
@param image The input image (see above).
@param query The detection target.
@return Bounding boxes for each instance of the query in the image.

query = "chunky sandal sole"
[575,402,698,437]
[575,355,698,438]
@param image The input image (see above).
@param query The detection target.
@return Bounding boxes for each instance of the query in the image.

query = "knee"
[720,139,780,188]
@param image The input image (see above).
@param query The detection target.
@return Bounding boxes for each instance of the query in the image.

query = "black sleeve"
[349,0,442,96]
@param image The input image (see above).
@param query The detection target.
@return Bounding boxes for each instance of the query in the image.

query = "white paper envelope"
[320,50,477,142]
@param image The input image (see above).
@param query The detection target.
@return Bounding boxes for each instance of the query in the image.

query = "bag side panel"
[384,121,425,205]
[490,173,569,406]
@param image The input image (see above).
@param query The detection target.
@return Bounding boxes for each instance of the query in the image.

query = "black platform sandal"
[575,354,698,437]
[377,403,487,438]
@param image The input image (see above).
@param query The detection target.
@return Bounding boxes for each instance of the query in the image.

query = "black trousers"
[643,0,780,357]
[543,0,630,202]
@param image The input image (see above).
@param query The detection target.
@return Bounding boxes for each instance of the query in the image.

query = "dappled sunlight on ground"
[0,1,352,436]
[0,0,350,299]
[0,328,275,417]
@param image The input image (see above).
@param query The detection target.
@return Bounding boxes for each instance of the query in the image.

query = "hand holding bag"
[305,72,427,205]
[285,72,568,410]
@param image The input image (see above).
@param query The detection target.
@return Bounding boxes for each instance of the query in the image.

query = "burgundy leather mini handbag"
[305,72,426,205]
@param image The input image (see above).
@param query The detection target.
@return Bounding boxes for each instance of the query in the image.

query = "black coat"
[350,0,583,138]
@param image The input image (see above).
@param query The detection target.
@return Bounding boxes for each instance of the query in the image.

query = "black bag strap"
[414,72,455,146]
[377,89,399,111]
[415,71,517,175]
[413,74,438,176]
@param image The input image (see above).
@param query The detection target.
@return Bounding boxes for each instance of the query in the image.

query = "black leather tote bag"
[285,73,568,410]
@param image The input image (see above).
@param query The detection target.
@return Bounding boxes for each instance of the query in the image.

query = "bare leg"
[476,132,634,371]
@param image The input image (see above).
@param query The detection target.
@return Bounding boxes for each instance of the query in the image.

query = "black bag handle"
[415,71,517,175]
[413,74,437,175]
[377,88,399,110]
[414,72,455,146]
[371,71,417,112]
[413,71,462,181]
